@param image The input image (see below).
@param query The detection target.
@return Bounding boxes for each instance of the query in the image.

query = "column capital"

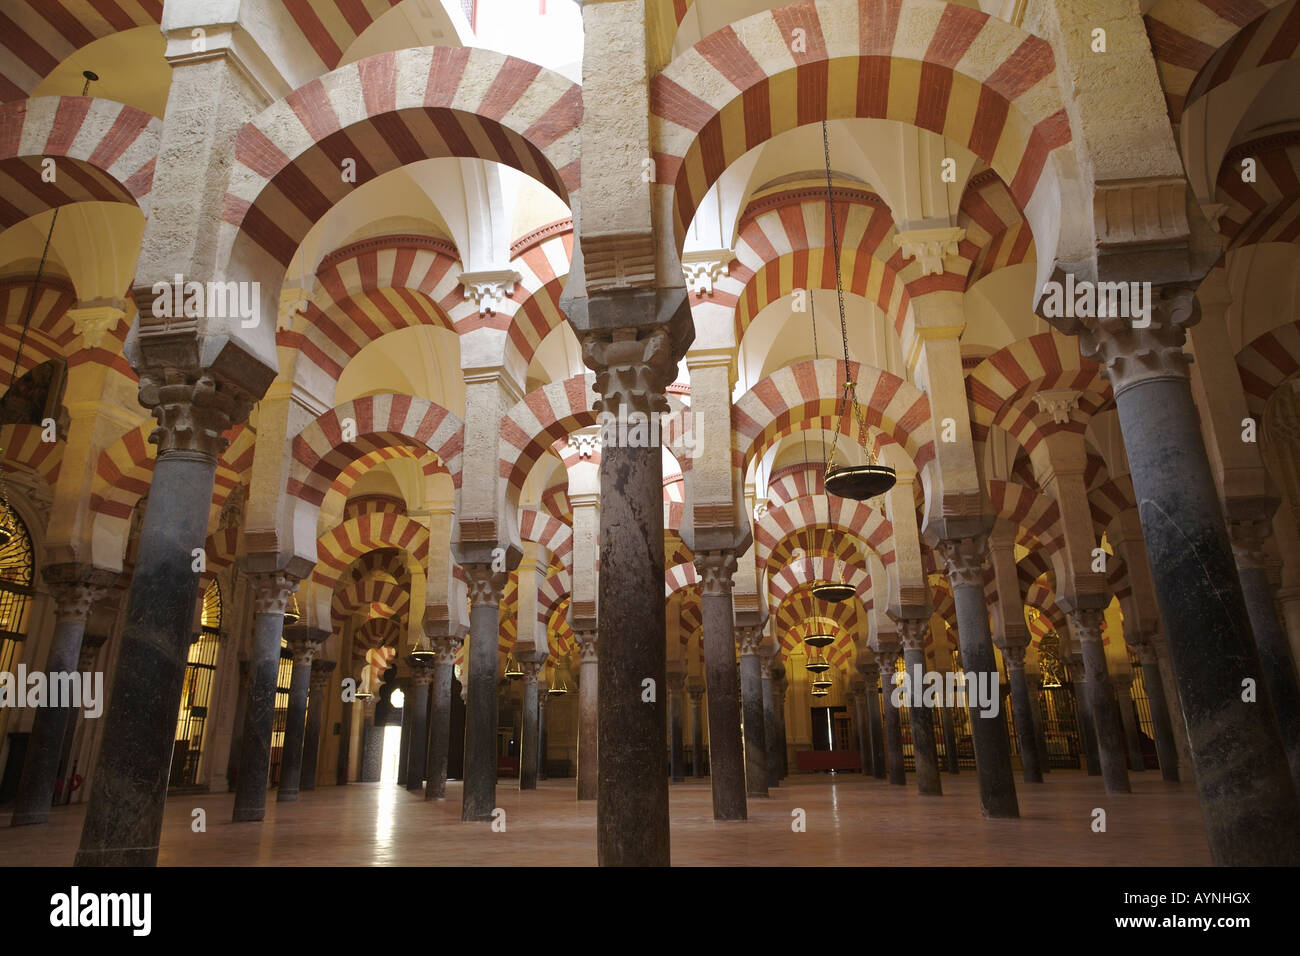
[463,564,508,607]
[581,324,678,419]
[935,534,990,589]
[893,226,966,277]
[135,360,258,462]
[891,615,929,651]
[1002,643,1027,670]
[1068,606,1106,647]
[575,631,598,662]
[737,625,764,656]
[458,269,522,316]
[432,636,462,666]
[665,666,687,690]
[1077,283,1198,396]
[407,660,436,686]
[680,249,736,297]
[42,564,116,625]
[686,675,706,699]
[287,637,321,666]
[855,649,880,680]
[1224,496,1281,571]
[694,549,737,595]
[309,659,337,690]
[246,568,303,616]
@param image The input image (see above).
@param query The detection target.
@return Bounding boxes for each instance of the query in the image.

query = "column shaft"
[763,670,780,788]
[405,671,432,793]
[902,643,942,796]
[520,671,540,791]
[1237,562,1300,793]
[1115,677,1146,773]
[699,557,745,819]
[1137,644,1179,782]
[739,641,768,798]
[940,705,960,774]
[1006,660,1043,783]
[275,651,314,803]
[462,578,502,822]
[301,663,333,792]
[576,639,598,800]
[233,588,292,822]
[878,654,907,786]
[690,692,706,777]
[668,680,685,781]
[425,647,456,801]
[1074,616,1131,794]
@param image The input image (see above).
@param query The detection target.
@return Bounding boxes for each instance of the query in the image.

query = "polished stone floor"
[0,770,1210,866]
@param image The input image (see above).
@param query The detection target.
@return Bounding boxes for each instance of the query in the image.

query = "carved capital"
[463,564,507,607]
[1068,607,1105,647]
[935,535,989,590]
[569,431,601,459]
[458,269,522,316]
[248,569,300,616]
[576,631,598,662]
[433,636,461,667]
[69,298,126,348]
[737,625,764,656]
[681,249,735,296]
[309,659,337,690]
[1002,643,1027,670]
[694,550,737,596]
[43,564,114,626]
[1033,388,1081,425]
[288,637,321,666]
[408,661,436,686]
[1227,516,1272,571]
[1078,284,1197,396]
[582,326,675,418]
[136,364,254,461]
[894,617,929,652]
[894,227,965,276]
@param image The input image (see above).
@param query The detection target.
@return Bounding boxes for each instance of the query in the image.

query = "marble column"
[1070,609,1131,793]
[10,568,110,826]
[233,569,301,822]
[898,619,942,796]
[462,566,505,822]
[359,697,382,782]
[1002,644,1043,783]
[75,369,254,866]
[773,670,790,779]
[397,678,413,787]
[575,632,598,800]
[1133,638,1179,781]
[850,680,869,773]
[1027,671,1051,774]
[939,703,960,774]
[738,626,768,799]
[697,550,746,819]
[667,667,686,782]
[858,658,886,780]
[276,628,325,803]
[425,637,460,801]
[405,659,435,793]
[1068,652,1102,775]
[1227,507,1300,793]
[876,646,907,786]
[1113,672,1146,773]
[763,657,781,788]
[1078,285,1300,862]
[301,659,334,792]
[688,679,706,777]
[935,536,1019,818]
[519,658,542,791]
[537,678,550,781]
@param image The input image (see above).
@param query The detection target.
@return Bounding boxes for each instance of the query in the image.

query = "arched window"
[0,497,35,674]
[170,579,222,788]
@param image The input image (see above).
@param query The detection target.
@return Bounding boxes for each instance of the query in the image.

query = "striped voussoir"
[342,493,407,523]
[665,533,692,567]
[652,0,1070,245]
[330,547,415,631]
[665,560,700,597]
[1145,0,1293,121]
[0,0,162,101]
[674,597,704,645]
[756,494,895,573]
[355,617,402,658]
[317,446,448,522]
[765,464,828,508]
[1237,318,1300,416]
[0,423,63,489]
[498,373,597,501]
[769,553,870,608]
[333,577,411,632]
[519,507,573,568]
[986,479,1063,555]
[223,47,581,268]
[537,565,571,627]
[1216,133,1300,250]
[960,168,1036,289]
[776,594,860,661]
[314,511,430,590]
[1087,477,1138,544]
[731,357,935,473]
[288,394,464,509]
[0,95,159,227]
[505,223,573,375]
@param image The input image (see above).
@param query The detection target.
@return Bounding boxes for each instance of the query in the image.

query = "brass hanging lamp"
[803,632,834,650]
[282,591,301,625]
[805,646,832,671]
[811,579,855,603]
[504,653,524,680]
[818,120,896,502]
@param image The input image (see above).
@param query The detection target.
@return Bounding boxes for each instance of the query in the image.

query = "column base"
[9,810,51,827]
[232,808,267,823]
[276,789,299,803]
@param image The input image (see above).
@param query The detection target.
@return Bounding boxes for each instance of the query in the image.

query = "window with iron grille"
[171,580,222,788]
[269,645,295,786]
[1127,649,1160,770]
[0,499,34,767]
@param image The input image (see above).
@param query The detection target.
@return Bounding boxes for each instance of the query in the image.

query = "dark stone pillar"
[405,659,434,793]
[738,626,768,798]
[1070,608,1131,793]
[1002,645,1043,783]
[537,680,549,781]
[763,659,780,788]
[1077,286,1300,862]
[232,569,300,822]
[876,645,907,786]
[850,680,869,774]
[858,657,886,779]
[359,699,382,782]
[697,551,746,818]
[940,701,960,774]
[11,568,110,826]
[1134,638,1179,781]
[1027,671,1051,774]
[301,659,334,792]
[1068,652,1102,775]
[462,566,506,821]
[575,633,598,800]
[276,628,325,803]
[936,535,1019,818]
[397,678,413,787]
[425,637,459,800]
[75,367,256,866]
[519,657,542,791]
[688,681,706,777]
[1227,505,1300,794]
[898,620,942,796]
[1114,672,1146,773]
[667,668,686,781]
[773,672,789,779]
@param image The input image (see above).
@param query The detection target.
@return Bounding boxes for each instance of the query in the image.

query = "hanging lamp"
[812,672,833,691]
[548,673,569,696]
[811,580,855,603]
[803,632,834,650]
[409,634,436,666]
[504,654,524,680]
[811,684,830,698]
[805,647,832,672]
[817,120,896,502]
[282,591,301,625]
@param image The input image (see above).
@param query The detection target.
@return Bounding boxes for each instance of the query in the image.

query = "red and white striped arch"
[986,478,1062,553]
[0,95,158,228]
[222,47,581,269]
[1215,134,1300,250]
[665,561,700,596]
[1087,477,1137,543]
[506,220,574,376]
[732,358,935,474]
[769,554,871,609]
[316,445,447,521]
[313,512,429,590]
[755,494,895,572]
[652,0,1071,258]
[1238,318,1300,416]
[960,167,1035,289]
[498,373,597,503]
[287,394,464,508]
[519,507,573,567]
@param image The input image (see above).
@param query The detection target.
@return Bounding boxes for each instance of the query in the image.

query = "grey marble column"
[858,658,886,779]
[462,566,506,822]
[1070,609,1131,793]
[1133,638,1179,781]
[697,550,746,819]
[11,568,110,826]
[519,658,542,791]
[667,667,686,781]
[738,626,768,798]
[876,646,907,786]
[850,680,869,773]
[301,659,334,792]
[1027,671,1051,774]
[1002,645,1043,783]
[359,698,382,782]
[1078,286,1300,862]
[763,657,780,788]
[575,632,598,800]
[939,702,960,774]
[425,637,460,801]
[773,671,789,779]
[898,619,942,796]
[397,678,413,787]
[1068,652,1102,775]
[405,659,434,793]
[1113,672,1146,773]
[277,629,325,803]
[537,678,549,781]
[936,535,1018,818]
[233,569,301,822]
[688,681,706,777]
[1227,505,1300,794]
